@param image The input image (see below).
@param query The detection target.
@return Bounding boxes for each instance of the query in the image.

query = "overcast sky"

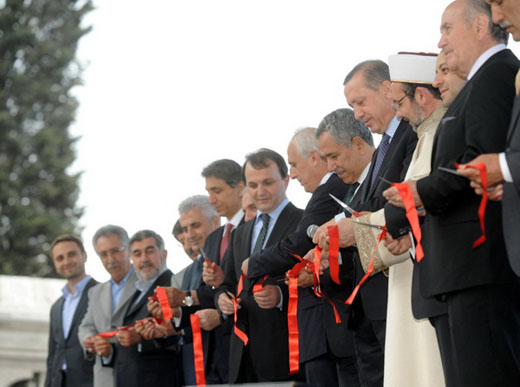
[70,0,515,281]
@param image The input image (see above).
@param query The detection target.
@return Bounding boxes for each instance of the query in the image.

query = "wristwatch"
[183,291,194,307]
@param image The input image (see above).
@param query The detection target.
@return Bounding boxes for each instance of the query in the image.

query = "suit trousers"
[350,298,385,387]
[304,354,338,387]
[432,283,520,387]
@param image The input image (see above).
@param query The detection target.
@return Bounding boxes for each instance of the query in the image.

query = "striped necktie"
[252,213,270,254]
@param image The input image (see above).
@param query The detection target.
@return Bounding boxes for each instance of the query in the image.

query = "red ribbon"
[346,227,387,305]
[392,182,424,262]
[327,225,341,284]
[310,247,342,323]
[455,162,488,247]
[252,275,269,294]
[190,314,207,386]
[233,274,249,345]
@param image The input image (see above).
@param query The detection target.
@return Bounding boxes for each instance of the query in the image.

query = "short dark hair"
[343,60,390,90]
[402,83,441,101]
[242,148,288,182]
[172,219,183,241]
[50,234,85,255]
[130,229,165,251]
[201,159,244,187]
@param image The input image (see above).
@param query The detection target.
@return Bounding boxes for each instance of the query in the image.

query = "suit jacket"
[217,202,303,383]
[503,93,520,276]
[45,277,98,387]
[416,49,520,297]
[77,269,138,387]
[113,269,178,387]
[348,119,417,321]
[247,173,355,362]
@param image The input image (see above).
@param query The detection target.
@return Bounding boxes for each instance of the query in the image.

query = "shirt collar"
[319,172,333,186]
[384,116,400,142]
[467,44,506,81]
[228,208,244,228]
[357,162,371,185]
[255,197,289,224]
[62,275,91,297]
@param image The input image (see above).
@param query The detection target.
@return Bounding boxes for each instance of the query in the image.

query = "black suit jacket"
[217,202,303,383]
[503,93,520,276]
[45,277,98,387]
[416,49,520,297]
[113,269,178,387]
[247,174,355,362]
[347,119,417,321]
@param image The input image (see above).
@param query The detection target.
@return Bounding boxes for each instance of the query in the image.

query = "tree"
[0,0,93,277]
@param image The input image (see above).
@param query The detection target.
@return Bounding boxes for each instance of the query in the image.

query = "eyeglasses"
[392,94,407,110]
[98,246,125,259]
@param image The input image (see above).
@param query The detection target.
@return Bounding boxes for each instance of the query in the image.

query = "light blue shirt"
[110,266,134,313]
[250,198,289,253]
[61,275,91,370]
[385,115,400,143]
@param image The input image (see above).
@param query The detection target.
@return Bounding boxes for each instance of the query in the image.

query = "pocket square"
[442,116,456,124]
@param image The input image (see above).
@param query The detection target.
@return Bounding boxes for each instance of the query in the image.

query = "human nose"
[438,33,447,49]
[289,166,298,180]
[353,107,364,121]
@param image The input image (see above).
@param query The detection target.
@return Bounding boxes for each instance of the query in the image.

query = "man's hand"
[383,180,423,209]
[116,327,141,347]
[135,317,177,340]
[384,233,412,256]
[162,287,186,308]
[195,309,221,331]
[337,217,355,248]
[296,270,314,288]
[92,335,112,357]
[312,218,336,248]
[218,292,238,315]
[253,285,281,310]
[83,335,96,353]
[203,260,225,288]
[147,297,163,319]
[305,247,329,275]
[241,258,249,276]
[457,154,503,188]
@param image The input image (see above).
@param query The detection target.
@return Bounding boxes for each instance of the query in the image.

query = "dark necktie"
[371,133,391,185]
[345,182,360,205]
[252,213,270,254]
[219,223,233,262]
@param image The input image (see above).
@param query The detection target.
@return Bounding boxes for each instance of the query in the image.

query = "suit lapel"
[508,95,520,143]
[265,203,295,246]
[55,297,66,342]
[67,279,96,340]
[98,281,112,322]
[113,269,137,321]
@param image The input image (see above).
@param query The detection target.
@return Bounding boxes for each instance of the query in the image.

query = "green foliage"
[0,0,92,277]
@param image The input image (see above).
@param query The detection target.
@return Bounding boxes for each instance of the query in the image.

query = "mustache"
[500,21,512,29]
[107,263,120,270]
[335,168,345,175]
[138,262,154,270]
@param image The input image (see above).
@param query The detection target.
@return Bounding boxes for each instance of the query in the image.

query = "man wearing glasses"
[78,225,137,387]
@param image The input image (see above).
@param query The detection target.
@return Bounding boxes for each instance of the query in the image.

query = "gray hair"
[92,225,130,253]
[201,159,244,187]
[291,127,318,159]
[316,108,374,147]
[129,229,165,252]
[465,0,508,44]
[343,60,390,90]
[178,195,218,221]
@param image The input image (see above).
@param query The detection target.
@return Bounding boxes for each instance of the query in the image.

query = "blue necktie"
[371,133,391,185]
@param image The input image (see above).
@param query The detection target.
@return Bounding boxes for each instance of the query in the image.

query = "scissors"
[329,193,356,215]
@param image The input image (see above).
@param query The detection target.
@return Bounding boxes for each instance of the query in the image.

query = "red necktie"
[219,223,233,262]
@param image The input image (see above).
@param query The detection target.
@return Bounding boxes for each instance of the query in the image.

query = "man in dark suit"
[459,0,520,278]
[244,126,368,387]
[314,62,417,387]
[45,234,98,387]
[385,1,520,385]
[216,148,303,383]
[111,230,178,387]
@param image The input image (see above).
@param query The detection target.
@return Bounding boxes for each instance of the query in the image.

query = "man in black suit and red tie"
[385,1,520,385]
[216,148,303,383]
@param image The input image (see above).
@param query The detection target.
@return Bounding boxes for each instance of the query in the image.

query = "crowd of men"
[44,1,520,386]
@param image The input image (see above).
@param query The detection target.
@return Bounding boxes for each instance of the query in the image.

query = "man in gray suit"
[46,234,98,387]
[78,225,137,387]
[459,0,520,277]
